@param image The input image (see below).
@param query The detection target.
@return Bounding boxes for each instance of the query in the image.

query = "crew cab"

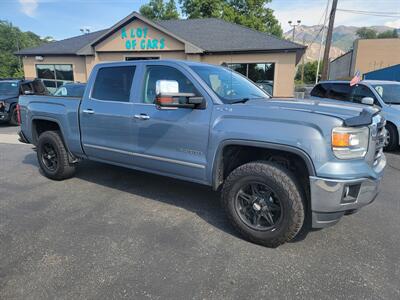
[0,78,47,125]
[18,60,386,247]
[310,80,400,151]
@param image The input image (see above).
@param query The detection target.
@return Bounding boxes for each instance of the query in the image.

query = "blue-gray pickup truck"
[18,60,387,247]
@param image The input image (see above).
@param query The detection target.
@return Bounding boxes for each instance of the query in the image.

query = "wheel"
[384,123,399,151]
[222,161,305,247]
[37,131,76,180]
[9,105,19,126]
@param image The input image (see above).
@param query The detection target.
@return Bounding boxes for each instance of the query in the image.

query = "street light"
[288,20,301,42]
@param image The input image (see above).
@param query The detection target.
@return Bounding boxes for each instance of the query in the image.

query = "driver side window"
[143,66,198,103]
[352,85,377,104]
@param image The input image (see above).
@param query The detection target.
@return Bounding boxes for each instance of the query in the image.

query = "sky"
[1,0,399,40]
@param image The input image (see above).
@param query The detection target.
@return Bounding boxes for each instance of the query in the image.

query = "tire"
[37,131,76,180]
[9,105,18,126]
[384,123,399,151]
[222,161,305,247]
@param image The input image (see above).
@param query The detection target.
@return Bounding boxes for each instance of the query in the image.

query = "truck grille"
[373,115,386,166]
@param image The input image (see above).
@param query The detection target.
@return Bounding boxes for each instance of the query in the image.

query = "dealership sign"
[121,26,166,50]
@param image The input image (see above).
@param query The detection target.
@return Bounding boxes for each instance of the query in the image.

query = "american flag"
[350,70,361,86]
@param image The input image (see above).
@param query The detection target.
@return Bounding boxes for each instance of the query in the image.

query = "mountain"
[284,25,399,61]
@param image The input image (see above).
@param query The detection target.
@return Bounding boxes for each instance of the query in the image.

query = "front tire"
[384,123,399,151]
[222,161,305,247]
[37,131,76,180]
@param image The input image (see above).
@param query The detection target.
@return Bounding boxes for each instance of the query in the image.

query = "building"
[16,12,305,97]
[364,64,400,82]
[329,38,400,80]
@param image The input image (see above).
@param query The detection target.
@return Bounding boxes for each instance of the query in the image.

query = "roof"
[156,18,304,52]
[16,13,305,56]
[16,29,107,55]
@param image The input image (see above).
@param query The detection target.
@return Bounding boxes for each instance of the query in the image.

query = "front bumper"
[310,174,383,228]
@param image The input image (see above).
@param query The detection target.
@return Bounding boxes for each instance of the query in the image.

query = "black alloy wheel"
[41,142,58,172]
[235,182,283,231]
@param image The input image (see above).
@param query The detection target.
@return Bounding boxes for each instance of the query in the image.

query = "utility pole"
[321,0,338,80]
[288,20,301,41]
[301,37,306,83]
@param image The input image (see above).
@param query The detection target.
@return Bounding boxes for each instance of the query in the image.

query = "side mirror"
[361,97,374,106]
[155,79,205,109]
[24,90,34,95]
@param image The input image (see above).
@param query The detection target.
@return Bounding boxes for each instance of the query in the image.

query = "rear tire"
[9,106,18,126]
[222,161,305,247]
[384,123,399,151]
[37,131,76,180]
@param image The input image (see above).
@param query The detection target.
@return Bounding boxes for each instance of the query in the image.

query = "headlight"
[332,127,369,159]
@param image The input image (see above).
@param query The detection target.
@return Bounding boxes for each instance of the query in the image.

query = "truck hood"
[246,98,379,121]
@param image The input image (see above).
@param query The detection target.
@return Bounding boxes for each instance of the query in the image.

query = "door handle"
[134,114,150,120]
[83,109,95,114]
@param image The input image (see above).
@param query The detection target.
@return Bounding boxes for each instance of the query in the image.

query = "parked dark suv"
[0,79,48,125]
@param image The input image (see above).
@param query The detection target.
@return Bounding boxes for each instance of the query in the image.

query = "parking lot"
[0,124,399,299]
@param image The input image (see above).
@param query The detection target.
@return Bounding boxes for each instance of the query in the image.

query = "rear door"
[80,65,138,166]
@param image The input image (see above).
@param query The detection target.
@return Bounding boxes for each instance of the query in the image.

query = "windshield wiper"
[230,98,250,104]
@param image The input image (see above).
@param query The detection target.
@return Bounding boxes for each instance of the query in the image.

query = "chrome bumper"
[310,174,383,228]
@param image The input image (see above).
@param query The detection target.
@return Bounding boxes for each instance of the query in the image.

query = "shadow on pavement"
[22,152,313,245]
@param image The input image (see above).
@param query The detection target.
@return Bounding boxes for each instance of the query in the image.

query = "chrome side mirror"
[361,97,374,106]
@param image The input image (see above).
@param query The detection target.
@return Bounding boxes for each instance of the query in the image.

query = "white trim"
[83,143,206,169]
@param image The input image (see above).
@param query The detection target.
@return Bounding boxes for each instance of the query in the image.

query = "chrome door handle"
[134,114,150,120]
[83,109,95,114]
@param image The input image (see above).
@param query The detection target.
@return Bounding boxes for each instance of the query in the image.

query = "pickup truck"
[310,80,400,151]
[18,60,387,247]
[0,78,48,125]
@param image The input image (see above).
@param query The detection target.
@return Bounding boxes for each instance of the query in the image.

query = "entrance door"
[132,64,212,182]
[80,65,137,166]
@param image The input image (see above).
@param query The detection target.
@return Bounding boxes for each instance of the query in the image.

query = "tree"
[0,20,50,78]
[295,61,324,84]
[180,0,283,37]
[356,27,377,39]
[377,29,398,39]
[139,0,179,20]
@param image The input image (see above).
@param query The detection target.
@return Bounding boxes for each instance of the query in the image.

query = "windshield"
[190,65,270,104]
[0,82,19,96]
[373,83,400,104]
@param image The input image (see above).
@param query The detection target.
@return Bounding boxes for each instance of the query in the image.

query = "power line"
[337,9,400,17]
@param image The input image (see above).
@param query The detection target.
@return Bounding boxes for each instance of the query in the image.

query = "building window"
[36,64,74,93]
[227,63,275,95]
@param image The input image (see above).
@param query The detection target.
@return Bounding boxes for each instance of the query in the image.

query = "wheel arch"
[212,140,316,191]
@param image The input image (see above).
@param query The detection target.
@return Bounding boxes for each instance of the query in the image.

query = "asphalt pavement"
[0,124,399,299]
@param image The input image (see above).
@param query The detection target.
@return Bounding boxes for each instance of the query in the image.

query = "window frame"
[35,64,74,92]
[141,64,201,105]
[352,84,380,106]
[90,65,137,103]
[226,62,275,94]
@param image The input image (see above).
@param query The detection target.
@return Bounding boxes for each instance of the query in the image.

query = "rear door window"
[92,66,136,102]
[326,83,352,101]
[310,83,330,98]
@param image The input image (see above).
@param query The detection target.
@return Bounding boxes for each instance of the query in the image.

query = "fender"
[211,139,316,190]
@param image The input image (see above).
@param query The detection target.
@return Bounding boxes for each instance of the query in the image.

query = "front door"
[132,64,212,182]
[80,65,137,166]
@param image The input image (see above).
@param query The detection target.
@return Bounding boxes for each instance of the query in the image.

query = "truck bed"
[18,95,84,155]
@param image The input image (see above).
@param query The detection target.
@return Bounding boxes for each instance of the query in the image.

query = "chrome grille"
[372,115,386,166]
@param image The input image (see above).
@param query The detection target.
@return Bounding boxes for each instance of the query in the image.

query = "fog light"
[341,184,361,203]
